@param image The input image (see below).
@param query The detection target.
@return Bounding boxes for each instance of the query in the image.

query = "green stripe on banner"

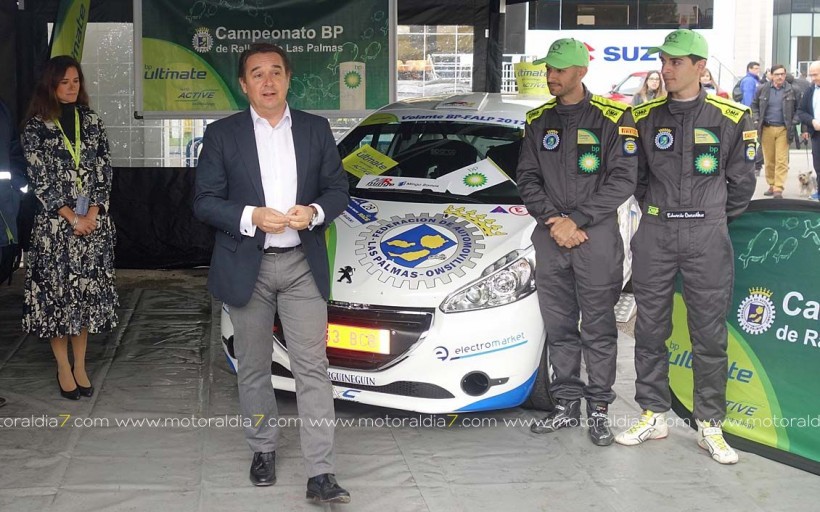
[51,0,91,60]
[325,221,338,301]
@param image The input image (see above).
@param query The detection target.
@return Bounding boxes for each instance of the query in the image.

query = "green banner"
[668,200,820,474]
[50,0,91,60]
[138,0,392,115]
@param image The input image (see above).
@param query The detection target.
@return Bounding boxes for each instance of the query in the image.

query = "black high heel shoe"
[72,366,94,398]
[57,372,80,400]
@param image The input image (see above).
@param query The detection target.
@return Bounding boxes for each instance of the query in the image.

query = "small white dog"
[797,172,817,198]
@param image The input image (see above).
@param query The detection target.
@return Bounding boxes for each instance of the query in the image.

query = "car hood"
[327,198,536,307]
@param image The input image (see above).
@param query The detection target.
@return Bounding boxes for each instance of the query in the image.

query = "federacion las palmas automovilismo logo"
[737,287,776,335]
[192,27,213,53]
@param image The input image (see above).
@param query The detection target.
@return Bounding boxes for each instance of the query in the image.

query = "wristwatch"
[309,205,318,225]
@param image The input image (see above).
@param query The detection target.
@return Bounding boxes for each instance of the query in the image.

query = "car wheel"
[223,335,238,375]
[622,277,633,293]
[521,341,553,411]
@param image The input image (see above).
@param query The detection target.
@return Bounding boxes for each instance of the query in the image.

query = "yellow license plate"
[327,324,390,354]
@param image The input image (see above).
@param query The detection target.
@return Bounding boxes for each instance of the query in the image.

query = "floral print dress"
[21,105,118,338]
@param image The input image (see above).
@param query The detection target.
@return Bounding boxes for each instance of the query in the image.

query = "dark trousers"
[532,220,623,404]
[631,219,733,422]
[812,133,820,181]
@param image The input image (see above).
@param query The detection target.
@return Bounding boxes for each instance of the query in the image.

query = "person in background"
[700,68,718,94]
[632,71,665,106]
[752,64,799,199]
[797,60,820,200]
[738,61,761,107]
[786,72,810,149]
[21,55,118,400]
[0,97,28,410]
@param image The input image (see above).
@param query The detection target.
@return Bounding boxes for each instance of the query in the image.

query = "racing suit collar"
[555,85,591,116]
[666,88,706,114]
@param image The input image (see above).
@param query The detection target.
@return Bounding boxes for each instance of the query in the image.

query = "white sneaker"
[615,410,669,446]
[697,419,739,464]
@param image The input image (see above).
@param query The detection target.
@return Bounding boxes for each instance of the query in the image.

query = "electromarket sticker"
[343,145,398,178]
[354,213,484,289]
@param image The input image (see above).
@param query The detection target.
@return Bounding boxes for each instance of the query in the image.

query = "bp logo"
[192,28,213,53]
[354,213,484,289]
[578,152,601,173]
[344,70,362,89]
[543,130,560,150]
[737,287,776,335]
[695,152,719,175]
[655,129,674,150]
[463,172,487,188]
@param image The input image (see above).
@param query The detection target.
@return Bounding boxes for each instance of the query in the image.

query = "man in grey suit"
[194,43,351,503]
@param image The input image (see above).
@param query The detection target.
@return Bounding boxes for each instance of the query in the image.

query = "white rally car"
[222,92,640,414]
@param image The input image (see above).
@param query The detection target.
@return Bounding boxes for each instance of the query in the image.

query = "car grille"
[273,301,435,371]
[271,362,454,399]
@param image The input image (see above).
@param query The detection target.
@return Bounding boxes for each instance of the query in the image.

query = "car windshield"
[337,120,524,204]
[615,74,645,96]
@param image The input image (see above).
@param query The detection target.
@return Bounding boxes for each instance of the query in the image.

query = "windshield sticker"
[359,113,399,127]
[397,113,525,127]
[357,175,446,192]
[354,213,485,289]
[444,205,506,236]
[343,145,398,178]
[442,158,510,195]
[339,198,378,227]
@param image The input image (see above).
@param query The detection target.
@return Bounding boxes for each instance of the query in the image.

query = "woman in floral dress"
[22,56,118,400]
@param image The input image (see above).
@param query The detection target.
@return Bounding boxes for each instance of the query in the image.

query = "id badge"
[75,194,90,216]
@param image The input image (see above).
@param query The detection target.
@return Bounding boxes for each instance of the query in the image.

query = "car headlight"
[439,248,536,313]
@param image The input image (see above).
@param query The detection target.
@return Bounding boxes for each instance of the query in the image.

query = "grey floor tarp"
[1,269,819,512]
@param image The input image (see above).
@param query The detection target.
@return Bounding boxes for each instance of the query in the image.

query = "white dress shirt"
[813,86,820,122]
[239,105,325,247]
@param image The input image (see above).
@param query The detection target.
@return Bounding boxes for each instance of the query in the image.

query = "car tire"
[521,341,553,411]
[223,335,238,375]
[622,277,633,293]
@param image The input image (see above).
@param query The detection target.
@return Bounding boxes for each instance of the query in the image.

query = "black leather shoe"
[72,367,93,397]
[587,401,614,446]
[57,373,80,400]
[306,473,351,504]
[249,451,276,486]
[531,398,581,434]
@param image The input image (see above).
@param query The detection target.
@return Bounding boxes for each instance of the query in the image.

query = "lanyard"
[54,108,81,171]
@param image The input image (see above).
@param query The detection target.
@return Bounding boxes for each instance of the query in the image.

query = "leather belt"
[263,245,301,254]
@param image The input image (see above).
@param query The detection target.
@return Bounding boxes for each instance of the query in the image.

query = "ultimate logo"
[192,28,213,53]
[355,213,484,289]
[737,287,776,335]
